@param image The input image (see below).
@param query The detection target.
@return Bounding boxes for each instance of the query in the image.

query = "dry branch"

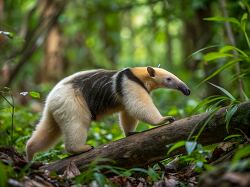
[41,102,250,174]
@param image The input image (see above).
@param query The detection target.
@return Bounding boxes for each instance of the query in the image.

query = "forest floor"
[1,143,250,187]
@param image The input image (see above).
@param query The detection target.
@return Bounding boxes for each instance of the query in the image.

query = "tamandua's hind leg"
[62,121,92,154]
[51,94,93,155]
[119,111,138,137]
[26,111,61,161]
[54,115,93,154]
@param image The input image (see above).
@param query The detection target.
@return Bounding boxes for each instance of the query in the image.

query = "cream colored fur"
[122,76,165,125]
[26,67,188,161]
[26,71,95,161]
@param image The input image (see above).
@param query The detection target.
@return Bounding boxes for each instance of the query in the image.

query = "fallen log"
[41,101,250,174]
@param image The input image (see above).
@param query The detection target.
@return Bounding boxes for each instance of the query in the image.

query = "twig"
[236,128,250,143]
[210,149,236,165]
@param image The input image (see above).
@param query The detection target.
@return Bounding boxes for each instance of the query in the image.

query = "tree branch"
[41,101,250,174]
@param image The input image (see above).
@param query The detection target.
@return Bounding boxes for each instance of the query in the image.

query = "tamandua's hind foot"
[66,145,94,155]
[157,116,175,125]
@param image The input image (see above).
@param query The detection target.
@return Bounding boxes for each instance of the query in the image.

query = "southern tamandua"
[26,67,190,161]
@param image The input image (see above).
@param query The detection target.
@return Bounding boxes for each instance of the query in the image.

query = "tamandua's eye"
[167,78,172,81]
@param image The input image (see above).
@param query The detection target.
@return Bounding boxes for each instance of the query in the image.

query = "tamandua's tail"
[26,111,61,161]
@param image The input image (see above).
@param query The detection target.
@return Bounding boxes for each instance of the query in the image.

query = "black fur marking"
[115,68,149,96]
[70,70,120,120]
[115,71,124,96]
[70,69,148,120]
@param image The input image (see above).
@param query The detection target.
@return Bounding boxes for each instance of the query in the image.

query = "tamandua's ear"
[147,66,155,77]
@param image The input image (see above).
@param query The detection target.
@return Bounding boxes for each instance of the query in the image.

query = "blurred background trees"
[1,0,249,94]
[0,0,249,158]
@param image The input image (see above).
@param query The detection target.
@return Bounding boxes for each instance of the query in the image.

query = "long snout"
[177,83,191,96]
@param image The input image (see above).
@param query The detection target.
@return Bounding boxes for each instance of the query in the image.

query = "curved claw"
[168,116,175,123]
[158,116,175,125]
[126,132,139,137]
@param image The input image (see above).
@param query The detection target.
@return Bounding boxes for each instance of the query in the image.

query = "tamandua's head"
[145,66,191,96]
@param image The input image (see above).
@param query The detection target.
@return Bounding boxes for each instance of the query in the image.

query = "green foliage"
[202,12,250,101]
[0,88,15,146]
[225,104,238,133]
[87,120,122,147]
[167,141,186,155]
[224,134,242,141]
[74,162,110,187]
[167,140,213,172]
[0,162,13,187]
[28,91,40,99]
[232,145,250,163]
[74,159,162,186]
[204,13,250,47]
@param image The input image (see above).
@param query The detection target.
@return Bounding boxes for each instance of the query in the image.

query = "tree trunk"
[41,102,250,174]
[181,1,221,97]
[0,0,3,20]
[40,24,65,83]
[4,0,68,86]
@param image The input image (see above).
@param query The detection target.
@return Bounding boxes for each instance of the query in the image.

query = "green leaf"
[204,16,240,27]
[240,13,250,48]
[93,172,106,187]
[241,13,248,32]
[219,45,248,57]
[191,95,229,114]
[29,91,40,99]
[0,162,8,187]
[208,83,236,101]
[204,52,233,62]
[129,168,148,173]
[186,45,220,60]
[244,31,250,49]
[202,59,242,83]
[185,141,197,155]
[194,109,217,141]
[147,167,160,182]
[242,90,249,101]
[225,105,238,133]
[167,141,186,155]
[232,145,250,163]
[224,134,242,141]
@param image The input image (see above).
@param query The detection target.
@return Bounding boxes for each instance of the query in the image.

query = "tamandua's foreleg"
[119,111,138,136]
[123,82,175,126]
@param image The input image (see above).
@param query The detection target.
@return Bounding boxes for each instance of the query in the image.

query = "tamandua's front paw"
[158,116,175,125]
[126,132,139,137]
[166,116,175,123]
